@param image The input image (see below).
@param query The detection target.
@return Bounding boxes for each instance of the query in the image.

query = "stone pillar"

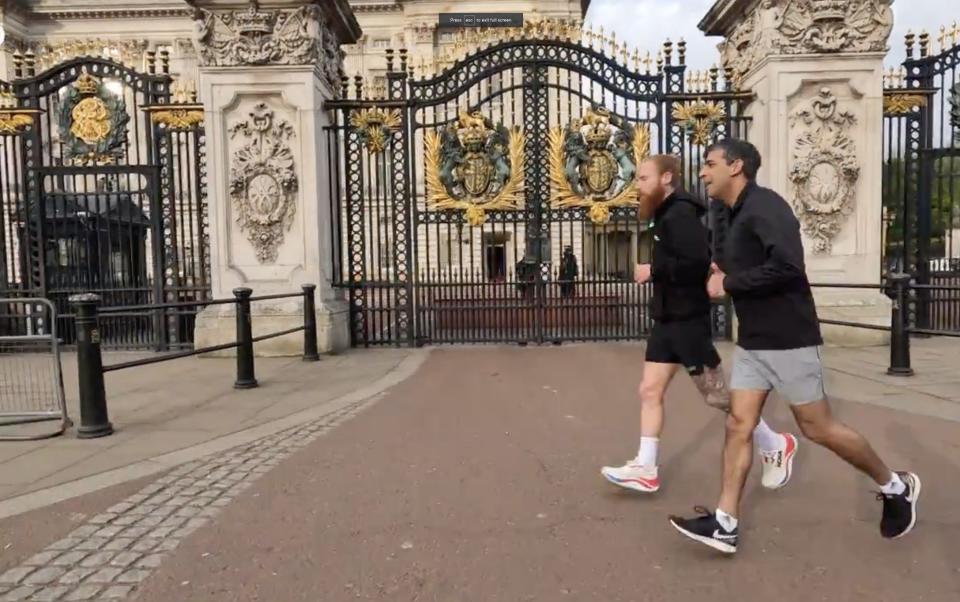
[700,0,895,345]
[191,0,360,355]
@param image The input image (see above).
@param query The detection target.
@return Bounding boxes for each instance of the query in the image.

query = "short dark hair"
[704,138,761,180]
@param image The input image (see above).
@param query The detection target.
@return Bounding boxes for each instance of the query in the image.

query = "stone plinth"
[190,0,359,355]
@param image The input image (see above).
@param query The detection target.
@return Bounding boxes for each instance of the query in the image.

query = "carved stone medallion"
[229,103,298,263]
[788,87,860,253]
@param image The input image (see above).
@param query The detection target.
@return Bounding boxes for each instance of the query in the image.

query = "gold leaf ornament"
[548,115,650,224]
[350,107,402,153]
[671,99,726,146]
[424,121,526,226]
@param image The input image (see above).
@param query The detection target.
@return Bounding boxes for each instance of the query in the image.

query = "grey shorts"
[730,345,825,405]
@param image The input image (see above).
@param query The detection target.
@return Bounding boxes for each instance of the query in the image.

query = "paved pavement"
[0,349,417,511]
[0,339,958,601]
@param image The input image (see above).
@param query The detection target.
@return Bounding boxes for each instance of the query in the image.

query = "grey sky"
[584,0,951,71]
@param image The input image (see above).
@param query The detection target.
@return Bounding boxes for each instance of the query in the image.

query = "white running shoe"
[760,433,798,490]
[601,460,660,493]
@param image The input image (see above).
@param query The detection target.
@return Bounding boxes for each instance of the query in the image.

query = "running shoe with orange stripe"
[600,461,660,493]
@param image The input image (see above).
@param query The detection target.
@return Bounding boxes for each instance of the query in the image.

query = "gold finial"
[951,21,959,45]
[685,71,693,91]
[644,51,653,74]
[663,38,673,66]
[609,30,617,55]
[620,42,629,64]
[939,25,947,52]
[709,64,719,91]
[656,49,664,72]
[632,49,640,72]
[905,29,916,59]
[678,38,687,66]
[920,30,930,57]
[583,24,592,47]
[900,66,907,88]
[723,65,734,90]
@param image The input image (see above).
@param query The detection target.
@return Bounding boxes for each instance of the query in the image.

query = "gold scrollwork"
[349,107,402,153]
[0,113,34,135]
[671,99,726,146]
[883,93,926,115]
[143,79,204,131]
[151,108,205,131]
[424,112,525,226]
[0,93,36,135]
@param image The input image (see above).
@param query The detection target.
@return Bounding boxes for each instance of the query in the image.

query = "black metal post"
[302,284,320,362]
[886,273,913,376]
[233,287,258,389]
[70,294,114,438]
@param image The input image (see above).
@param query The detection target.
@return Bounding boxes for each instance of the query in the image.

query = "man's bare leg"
[638,362,681,439]
[689,365,730,410]
[717,389,768,517]
[601,362,678,493]
[790,398,921,538]
[690,365,798,489]
[668,388,768,554]
[791,399,890,484]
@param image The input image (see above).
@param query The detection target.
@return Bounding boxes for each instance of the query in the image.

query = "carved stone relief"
[411,24,436,44]
[788,87,860,253]
[29,39,149,71]
[229,103,298,264]
[190,0,344,90]
[719,0,893,79]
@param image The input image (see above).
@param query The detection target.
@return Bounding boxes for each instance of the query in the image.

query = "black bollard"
[302,284,320,362]
[885,273,913,376]
[70,294,114,438]
[233,287,258,389]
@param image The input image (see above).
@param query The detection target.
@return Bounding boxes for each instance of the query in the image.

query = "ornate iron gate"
[0,54,209,349]
[327,22,750,346]
[883,30,960,331]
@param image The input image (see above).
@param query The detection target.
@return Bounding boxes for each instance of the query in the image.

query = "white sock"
[752,417,782,452]
[716,509,738,532]
[879,472,906,495]
[637,437,659,467]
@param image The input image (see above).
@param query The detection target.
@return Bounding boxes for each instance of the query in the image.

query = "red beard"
[636,183,666,220]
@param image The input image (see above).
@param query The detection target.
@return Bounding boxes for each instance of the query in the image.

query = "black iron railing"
[811,273,960,378]
[68,285,320,438]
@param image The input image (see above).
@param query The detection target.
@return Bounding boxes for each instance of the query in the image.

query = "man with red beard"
[601,155,798,494]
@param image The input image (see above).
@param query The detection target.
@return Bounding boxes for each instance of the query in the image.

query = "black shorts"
[645,316,721,375]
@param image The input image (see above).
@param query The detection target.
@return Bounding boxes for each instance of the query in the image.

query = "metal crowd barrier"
[0,298,71,440]
[812,273,960,376]
[69,285,321,439]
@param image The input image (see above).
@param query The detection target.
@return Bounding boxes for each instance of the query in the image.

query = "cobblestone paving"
[0,397,375,601]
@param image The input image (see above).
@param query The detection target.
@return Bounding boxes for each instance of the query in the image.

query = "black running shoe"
[879,471,921,538]
[669,506,738,554]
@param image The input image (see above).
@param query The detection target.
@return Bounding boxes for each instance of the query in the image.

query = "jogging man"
[601,154,798,494]
[669,139,920,554]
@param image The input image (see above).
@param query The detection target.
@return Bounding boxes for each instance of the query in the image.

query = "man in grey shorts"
[668,138,921,554]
